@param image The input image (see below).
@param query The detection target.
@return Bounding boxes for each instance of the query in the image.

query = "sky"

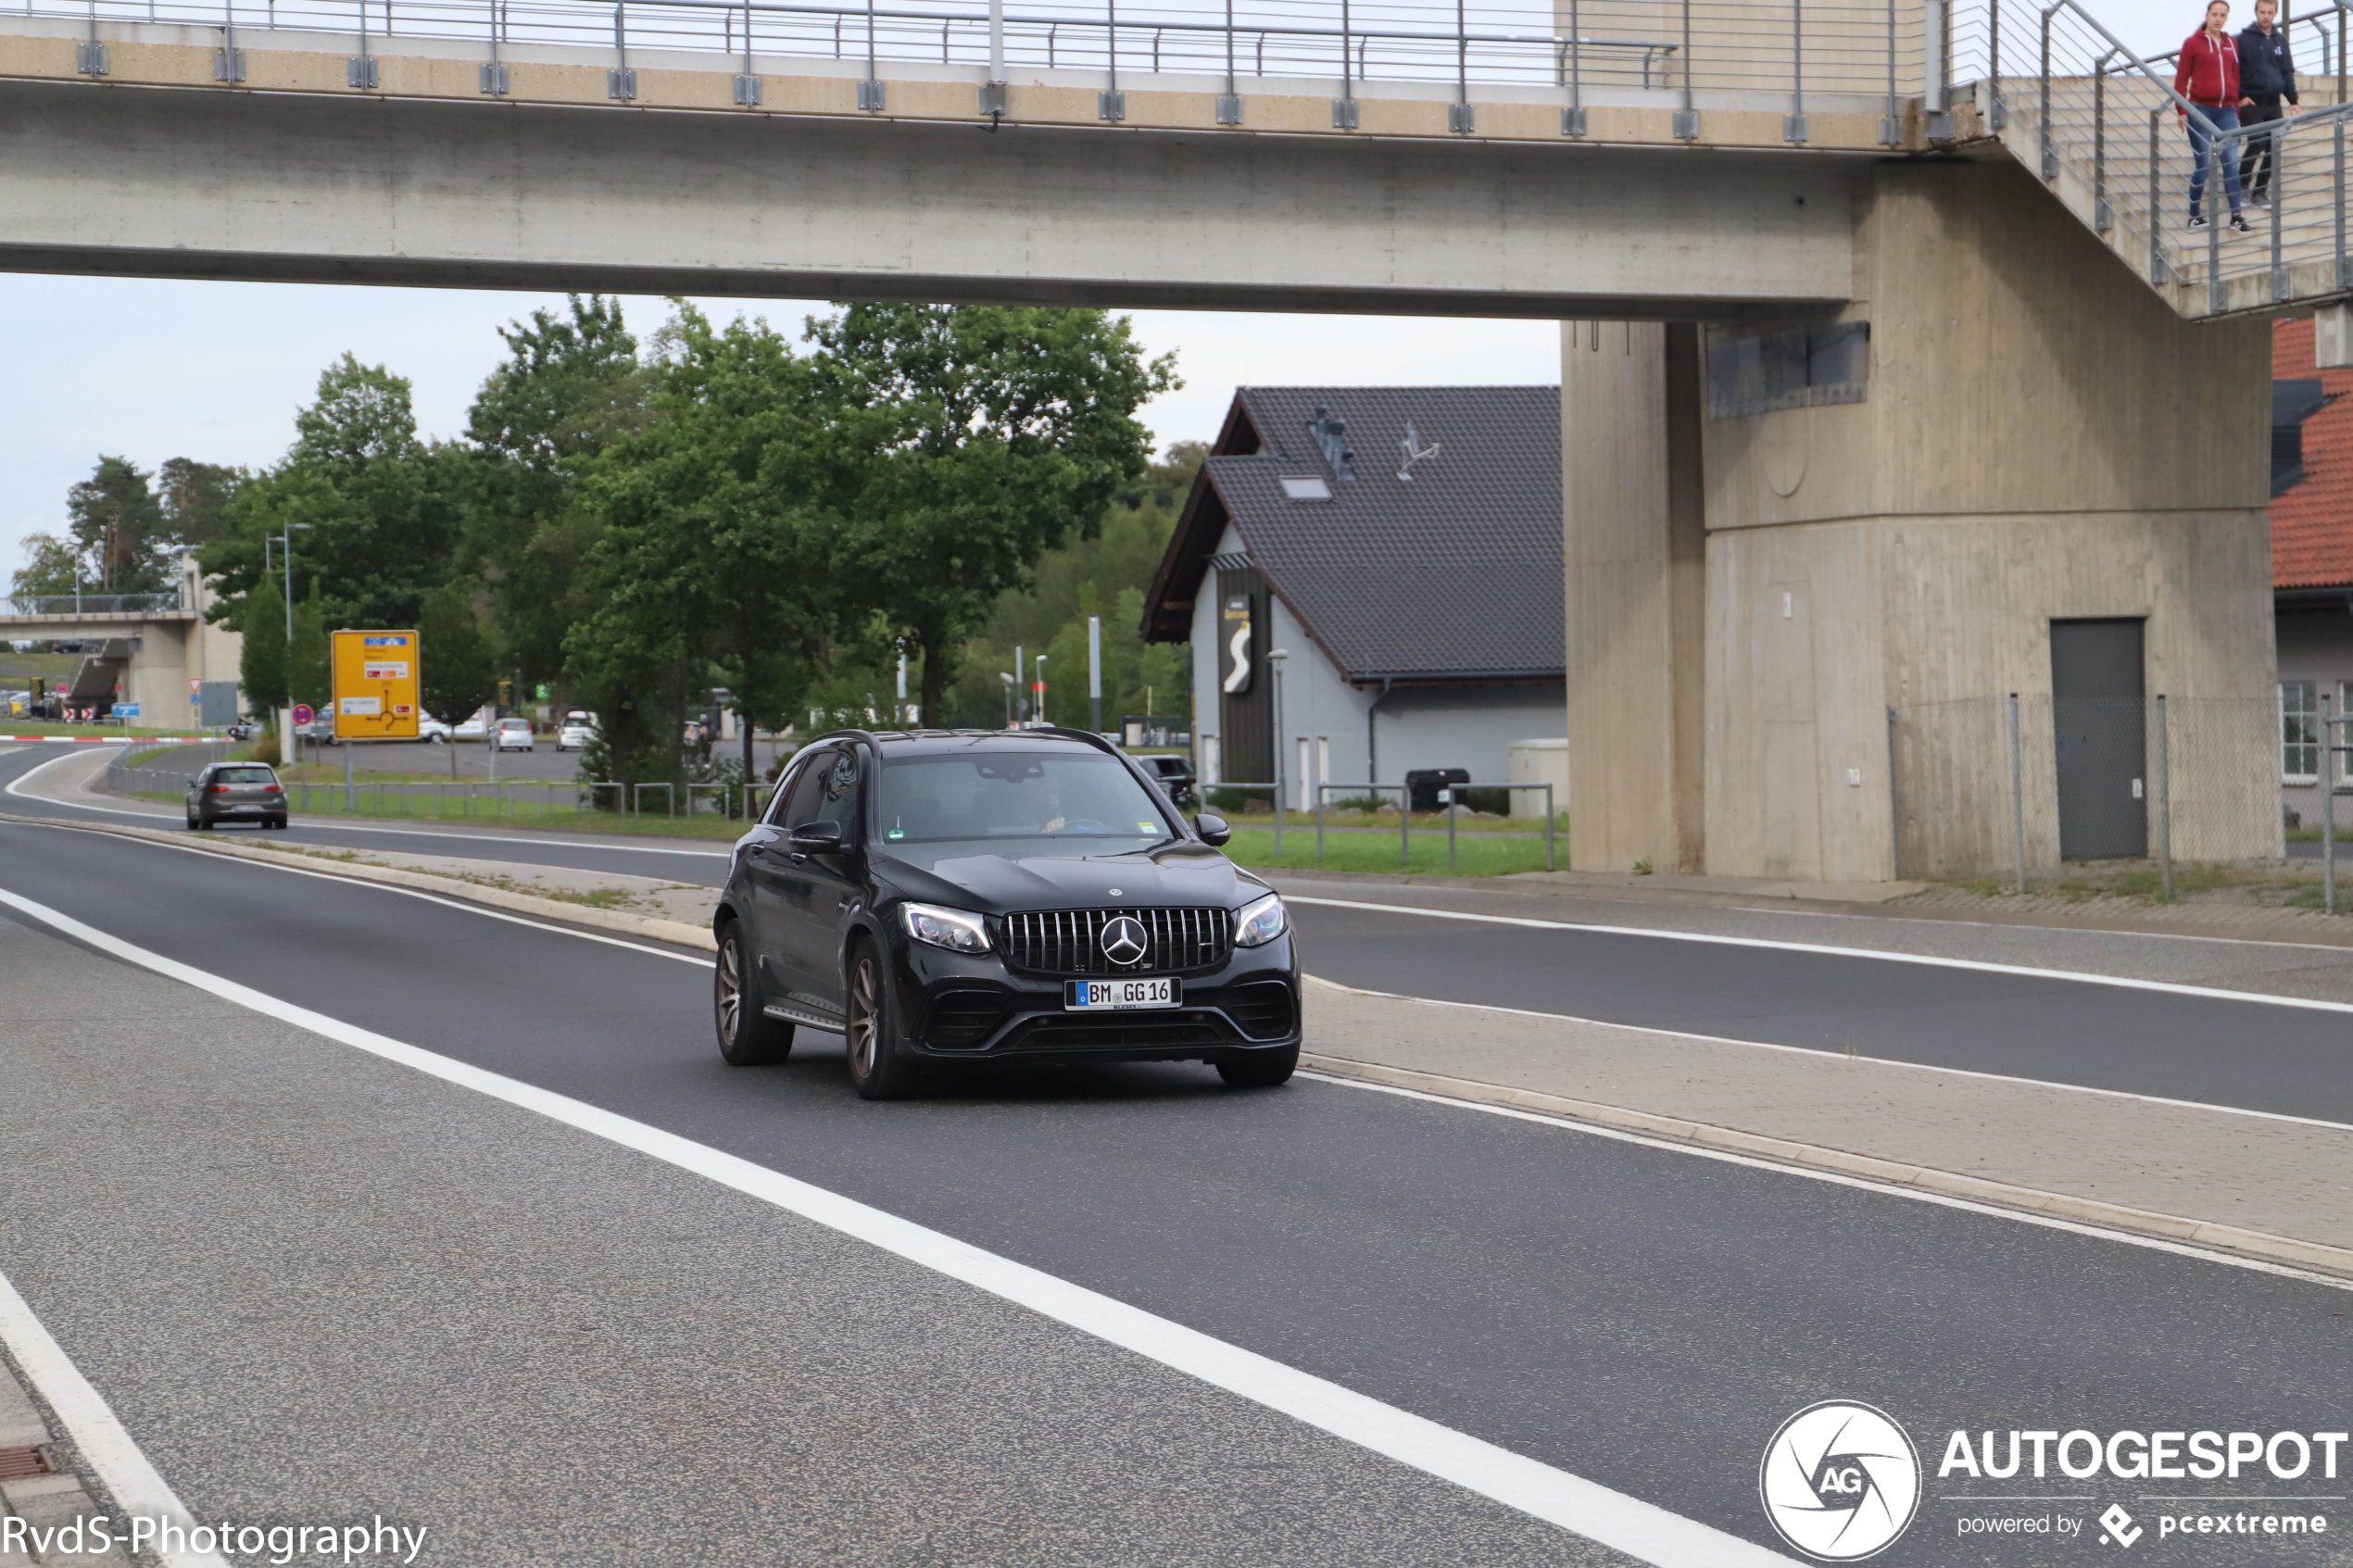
[0,274,1565,590]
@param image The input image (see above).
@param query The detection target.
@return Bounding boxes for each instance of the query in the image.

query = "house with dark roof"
[1140,386,1565,805]
[2273,318,2353,823]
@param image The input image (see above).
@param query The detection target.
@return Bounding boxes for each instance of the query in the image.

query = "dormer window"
[1279,476,1332,501]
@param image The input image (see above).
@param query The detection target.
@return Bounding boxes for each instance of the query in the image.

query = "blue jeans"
[2187,105,2245,220]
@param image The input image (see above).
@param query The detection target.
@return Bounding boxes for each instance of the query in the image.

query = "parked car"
[416,715,453,744]
[455,710,492,742]
[186,761,287,831]
[493,717,535,752]
[558,715,597,751]
[1136,753,1198,807]
[298,712,337,745]
[711,726,1298,1098]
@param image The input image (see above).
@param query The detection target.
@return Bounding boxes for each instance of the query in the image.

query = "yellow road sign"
[332,629,422,741]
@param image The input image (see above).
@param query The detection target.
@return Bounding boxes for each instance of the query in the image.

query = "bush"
[1207,785,1271,813]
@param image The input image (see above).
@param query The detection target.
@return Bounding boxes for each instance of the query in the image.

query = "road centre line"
[0,1270,228,1568]
[2,751,730,859]
[0,884,1795,1568]
[1,818,708,968]
[1302,975,2353,1135]
[1286,895,2353,1017]
[1291,1070,2353,1295]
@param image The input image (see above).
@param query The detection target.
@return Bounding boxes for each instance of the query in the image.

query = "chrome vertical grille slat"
[995,906,1237,975]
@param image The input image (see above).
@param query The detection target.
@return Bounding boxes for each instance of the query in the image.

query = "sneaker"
[2188,215,2209,230]
[2231,215,2253,233]
[2254,193,2273,207]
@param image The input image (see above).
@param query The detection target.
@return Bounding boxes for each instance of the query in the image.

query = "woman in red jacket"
[2176,0,2252,232]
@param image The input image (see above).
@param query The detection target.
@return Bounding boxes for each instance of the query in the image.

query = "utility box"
[1508,737,1569,819]
[198,681,240,728]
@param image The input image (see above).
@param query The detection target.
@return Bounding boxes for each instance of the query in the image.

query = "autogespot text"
[0,1513,426,1563]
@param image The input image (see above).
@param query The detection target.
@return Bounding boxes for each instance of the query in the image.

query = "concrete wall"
[1563,157,2280,883]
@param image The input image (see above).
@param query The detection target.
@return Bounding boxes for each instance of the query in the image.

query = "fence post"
[2328,703,2339,915]
[2009,691,2028,893]
[1446,787,1457,871]
[1886,705,1902,880]
[1315,784,1325,859]
[1545,784,1556,872]
[1401,783,1410,868]
[2157,694,2172,901]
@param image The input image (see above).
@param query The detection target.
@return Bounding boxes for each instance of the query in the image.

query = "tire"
[713,920,795,1066]
[271,817,288,830]
[184,809,196,830]
[844,942,919,1099]
[1216,1045,1300,1088]
[193,816,212,832]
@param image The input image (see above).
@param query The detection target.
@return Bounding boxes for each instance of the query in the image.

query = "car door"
[778,747,865,1020]
[748,755,826,1003]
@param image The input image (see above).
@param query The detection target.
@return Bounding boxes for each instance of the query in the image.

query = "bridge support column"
[1561,320,1706,874]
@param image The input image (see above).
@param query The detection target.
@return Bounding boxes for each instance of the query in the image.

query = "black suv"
[711,728,1300,1098]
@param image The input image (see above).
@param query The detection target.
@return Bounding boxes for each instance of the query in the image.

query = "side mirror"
[790,820,846,851]
[1193,813,1231,847]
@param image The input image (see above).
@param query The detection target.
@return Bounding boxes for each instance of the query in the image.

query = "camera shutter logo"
[1101,915,1149,967]
[1758,1400,1921,1561]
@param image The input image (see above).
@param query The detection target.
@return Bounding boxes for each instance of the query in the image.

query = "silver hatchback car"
[186,762,289,831]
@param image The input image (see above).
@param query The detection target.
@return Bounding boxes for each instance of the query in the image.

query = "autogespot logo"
[1760,1400,1923,1562]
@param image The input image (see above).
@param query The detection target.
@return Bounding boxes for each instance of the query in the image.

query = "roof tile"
[2273,317,2353,590]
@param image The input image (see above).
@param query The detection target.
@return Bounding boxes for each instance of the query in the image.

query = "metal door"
[2051,619,2146,859]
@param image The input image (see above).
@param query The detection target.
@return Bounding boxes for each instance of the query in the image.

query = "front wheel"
[714,921,795,1066]
[1216,1046,1299,1088]
[845,944,919,1099]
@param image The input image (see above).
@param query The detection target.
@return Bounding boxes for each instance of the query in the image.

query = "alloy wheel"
[848,957,879,1078]
[716,935,743,1044]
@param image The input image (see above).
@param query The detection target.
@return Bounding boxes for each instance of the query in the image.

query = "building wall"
[1693,158,2277,880]
[2279,604,2353,827]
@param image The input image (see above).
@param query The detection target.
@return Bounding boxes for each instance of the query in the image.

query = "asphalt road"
[2,814,2349,1566]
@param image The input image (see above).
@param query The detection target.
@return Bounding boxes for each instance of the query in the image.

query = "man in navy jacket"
[2239,0,2299,206]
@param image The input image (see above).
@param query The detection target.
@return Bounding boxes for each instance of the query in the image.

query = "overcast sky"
[0,274,1565,589]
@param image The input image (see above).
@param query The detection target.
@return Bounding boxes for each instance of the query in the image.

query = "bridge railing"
[2,588,187,618]
[29,0,1935,123]
[1971,0,2353,314]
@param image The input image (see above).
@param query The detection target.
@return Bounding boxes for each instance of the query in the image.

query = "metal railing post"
[2038,8,2054,173]
[349,0,378,88]
[1334,0,1355,126]
[2150,107,2168,283]
[77,0,107,74]
[1988,0,2005,127]
[1563,0,1584,134]
[215,0,245,80]
[2093,52,2110,228]
[2273,125,2288,302]
[1925,0,1950,137]
[1449,0,1473,132]
[1785,0,1806,143]
[1100,0,1124,119]
[1674,0,1696,138]
[735,0,760,103]
[481,0,507,93]
[858,0,881,109]
[2339,116,2349,288]
[2009,692,2029,893]
[1881,0,1899,145]
[608,2,635,98]
[2156,694,2171,901]
[2209,123,2226,311]
[1215,0,1239,122]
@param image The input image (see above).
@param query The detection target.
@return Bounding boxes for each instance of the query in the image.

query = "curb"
[1295,1049,2353,1282]
[0,810,719,953]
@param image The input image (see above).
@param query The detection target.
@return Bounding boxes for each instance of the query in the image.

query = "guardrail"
[3,589,186,617]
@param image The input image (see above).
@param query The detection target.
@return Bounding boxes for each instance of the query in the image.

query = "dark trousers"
[2241,100,2285,200]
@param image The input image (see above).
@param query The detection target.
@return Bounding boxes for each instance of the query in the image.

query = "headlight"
[900,901,993,954]
[1233,892,1288,947]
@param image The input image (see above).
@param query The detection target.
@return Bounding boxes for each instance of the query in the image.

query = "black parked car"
[1136,752,1198,806]
[711,728,1300,1099]
[185,761,287,830]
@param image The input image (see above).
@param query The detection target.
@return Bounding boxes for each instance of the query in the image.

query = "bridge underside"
[0,76,1857,318]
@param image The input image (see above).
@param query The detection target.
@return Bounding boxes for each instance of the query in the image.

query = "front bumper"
[887,931,1301,1065]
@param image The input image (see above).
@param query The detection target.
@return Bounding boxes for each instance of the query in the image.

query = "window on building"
[2284,680,2320,784]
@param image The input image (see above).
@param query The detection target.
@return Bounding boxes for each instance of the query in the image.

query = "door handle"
[748,844,769,858]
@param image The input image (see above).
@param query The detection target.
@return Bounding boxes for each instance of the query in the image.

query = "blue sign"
[362,634,409,646]
[113,703,140,719]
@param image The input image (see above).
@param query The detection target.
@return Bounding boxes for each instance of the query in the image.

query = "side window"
[780,752,835,830]
[816,750,862,834]
[763,758,809,825]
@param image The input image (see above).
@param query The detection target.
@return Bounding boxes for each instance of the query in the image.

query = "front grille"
[1000,1013,1236,1050]
[924,990,1008,1047]
[1222,981,1297,1040]
[998,907,1233,975]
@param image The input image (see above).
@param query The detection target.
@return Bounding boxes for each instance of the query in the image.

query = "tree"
[9,533,87,599]
[157,459,242,548]
[815,304,1177,723]
[66,457,171,594]
[289,585,331,712]
[420,582,497,775]
[241,571,288,714]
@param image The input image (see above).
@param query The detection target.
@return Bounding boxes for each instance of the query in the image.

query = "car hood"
[881,842,1265,912]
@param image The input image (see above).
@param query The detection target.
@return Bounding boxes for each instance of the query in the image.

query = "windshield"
[875,751,1174,861]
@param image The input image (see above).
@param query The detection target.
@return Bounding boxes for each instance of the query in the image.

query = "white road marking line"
[1291,1070,2353,1295]
[1289,894,2353,1015]
[1302,974,2353,1135]
[7,817,708,967]
[0,1269,229,1568]
[0,884,1795,1568]
[2,750,728,859]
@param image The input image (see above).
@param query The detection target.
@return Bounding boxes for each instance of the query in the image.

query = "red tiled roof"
[2273,317,2353,589]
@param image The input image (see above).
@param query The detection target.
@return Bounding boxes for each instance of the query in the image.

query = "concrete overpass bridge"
[0,0,2325,876]
[0,560,244,720]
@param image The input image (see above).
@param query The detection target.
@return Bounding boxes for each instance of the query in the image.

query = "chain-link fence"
[1890,695,2282,883]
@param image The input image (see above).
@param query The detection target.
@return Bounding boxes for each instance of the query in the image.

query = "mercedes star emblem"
[1101,915,1149,967]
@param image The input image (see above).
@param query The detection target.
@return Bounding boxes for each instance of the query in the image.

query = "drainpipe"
[1365,676,1392,789]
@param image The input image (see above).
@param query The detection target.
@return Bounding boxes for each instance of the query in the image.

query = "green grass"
[2,719,212,737]
[1217,825,1561,876]
[129,782,753,840]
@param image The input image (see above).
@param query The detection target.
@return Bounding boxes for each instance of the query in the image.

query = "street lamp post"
[1088,615,1102,735]
[1000,671,1015,729]
[266,523,311,769]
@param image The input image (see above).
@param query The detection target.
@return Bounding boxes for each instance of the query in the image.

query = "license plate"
[1065,977,1179,1010]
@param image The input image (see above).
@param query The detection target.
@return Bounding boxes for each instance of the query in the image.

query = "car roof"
[804,728,1126,760]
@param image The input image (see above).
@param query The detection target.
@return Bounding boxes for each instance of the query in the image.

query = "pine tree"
[241,571,288,713]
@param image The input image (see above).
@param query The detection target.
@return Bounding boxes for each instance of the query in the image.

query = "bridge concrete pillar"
[1561,320,1707,874]
[1697,157,2274,882]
